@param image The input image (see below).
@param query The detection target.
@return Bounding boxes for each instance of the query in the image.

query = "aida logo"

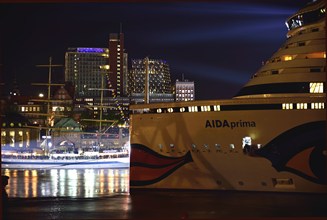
[205,119,256,129]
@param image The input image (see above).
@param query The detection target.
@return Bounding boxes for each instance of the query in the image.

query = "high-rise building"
[175,79,195,101]
[129,58,174,103]
[64,47,109,99]
[109,33,127,97]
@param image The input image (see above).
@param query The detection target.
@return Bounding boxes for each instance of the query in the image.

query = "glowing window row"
[310,82,324,93]
[156,105,221,113]
[138,102,325,115]
[1,131,30,147]
[21,106,41,112]
[282,102,325,110]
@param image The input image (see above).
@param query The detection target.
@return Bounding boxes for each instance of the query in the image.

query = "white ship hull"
[2,157,130,169]
[129,98,326,193]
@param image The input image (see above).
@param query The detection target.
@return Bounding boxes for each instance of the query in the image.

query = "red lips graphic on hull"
[130,144,193,186]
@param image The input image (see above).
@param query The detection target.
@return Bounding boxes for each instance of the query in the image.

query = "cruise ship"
[129,0,326,193]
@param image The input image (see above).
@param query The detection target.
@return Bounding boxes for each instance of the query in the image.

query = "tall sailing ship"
[129,0,326,193]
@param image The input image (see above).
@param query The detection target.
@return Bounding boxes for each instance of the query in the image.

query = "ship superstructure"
[129,0,326,193]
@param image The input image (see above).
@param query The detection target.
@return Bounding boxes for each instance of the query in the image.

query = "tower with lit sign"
[64,47,109,98]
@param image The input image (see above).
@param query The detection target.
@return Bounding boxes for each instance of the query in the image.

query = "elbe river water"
[1,168,129,198]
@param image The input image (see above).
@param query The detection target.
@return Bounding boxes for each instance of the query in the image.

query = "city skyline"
[0,0,309,100]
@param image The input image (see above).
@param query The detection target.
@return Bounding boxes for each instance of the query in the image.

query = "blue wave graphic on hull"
[256,121,326,185]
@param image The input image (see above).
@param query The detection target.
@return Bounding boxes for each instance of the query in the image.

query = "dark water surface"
[2,168,327,219]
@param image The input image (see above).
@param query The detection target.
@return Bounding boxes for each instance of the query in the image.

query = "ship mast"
[31,56,64,154]
[85,67,116,133]
[144,57,149,104]
[32,56,64,126]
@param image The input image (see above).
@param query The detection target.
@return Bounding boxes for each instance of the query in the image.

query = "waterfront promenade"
[5,190,327,219]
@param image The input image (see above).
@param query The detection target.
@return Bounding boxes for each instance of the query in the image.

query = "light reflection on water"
[1,168,129,198]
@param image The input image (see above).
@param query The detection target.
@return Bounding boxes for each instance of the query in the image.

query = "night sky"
[0,0,310,100]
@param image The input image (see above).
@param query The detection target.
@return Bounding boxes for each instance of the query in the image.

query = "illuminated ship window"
[283,55,293,61]
[180,107,185,112]
[213,105,221,111]
[296,103,307,109]
[168,108,173,113]
[201,106,211,112]
[157,108,162,113]
[282,103,293,110]
[191,144,197,149]
[204,144,209,149]
[310,82,324,93]
[143,108,150,113]
[311,102,325,109]
[158,144,163,150]
[170,144,174,148]
[188,106,198,112]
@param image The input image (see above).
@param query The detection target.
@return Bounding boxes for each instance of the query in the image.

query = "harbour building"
[64,47,109,99]
[129,58,174,103]
[175,79,195,102]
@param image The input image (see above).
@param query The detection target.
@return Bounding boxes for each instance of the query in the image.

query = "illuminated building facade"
[1,112,39,151]
[129,58,174,103]
[109,33,128,97]
[175,79,195,102]
[65,47,109,99]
